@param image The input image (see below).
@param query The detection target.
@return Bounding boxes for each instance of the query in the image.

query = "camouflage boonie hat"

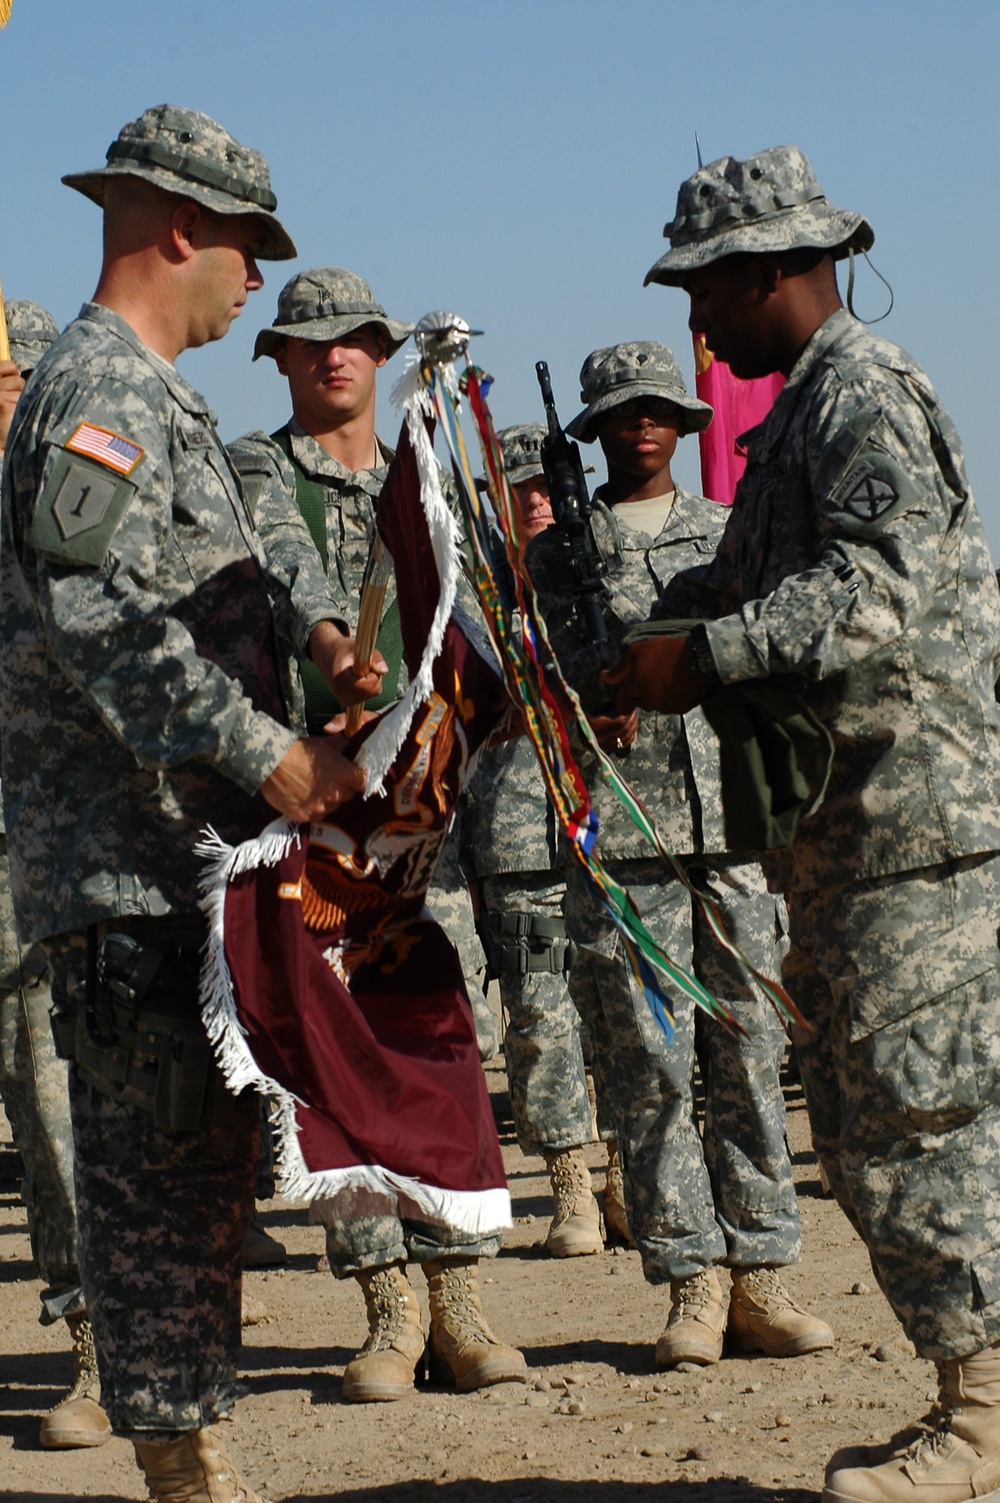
[494,423,547,486]
[5,300,59,373]
[645,145,873,286]
[62,104,296,260]
[475,422,593,491]
[253,267,413,361]
[566,342,713,442]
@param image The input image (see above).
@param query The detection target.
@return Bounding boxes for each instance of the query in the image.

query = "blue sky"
[2,0,998,546]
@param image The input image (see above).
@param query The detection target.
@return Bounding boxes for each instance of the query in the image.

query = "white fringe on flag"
[196,820,511,1233]
[354,357,464,798]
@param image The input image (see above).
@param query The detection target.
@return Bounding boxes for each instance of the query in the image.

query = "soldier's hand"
[590,709,639,754]
[261,737,366,822]
[0,360,26,451]
[602,637,711,715]
[308,620,387,708]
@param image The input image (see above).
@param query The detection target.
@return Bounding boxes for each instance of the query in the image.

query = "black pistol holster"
[51,923,216,1133]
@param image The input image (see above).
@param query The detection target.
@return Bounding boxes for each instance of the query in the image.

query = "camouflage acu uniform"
[464,734,594,1154]
[657,308,1000,1361]
[0,848,80,1322]
[235,268,493,1278]
[528,483,800,1285]
[0,300,81,1327]
[0,101,323,1432]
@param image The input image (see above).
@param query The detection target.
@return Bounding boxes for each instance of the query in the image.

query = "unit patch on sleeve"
[66,422,145,476]
[29,449,136,567]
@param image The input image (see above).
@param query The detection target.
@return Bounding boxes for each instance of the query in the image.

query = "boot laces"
[906,1404,958,1468]
[63,1316,100,1403]
[740,1267,798,1310]
[548,1152,590,1221]
[672,1270,719,1321]
[361,1272,410,1354]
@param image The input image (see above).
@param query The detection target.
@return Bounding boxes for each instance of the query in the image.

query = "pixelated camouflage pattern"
[41,928,259,1434]
[527,485,731,854]
[0,837,81,1316]
[532,479,799,1280]
[658,309,1000,890]
[566,342,713,442]
[481,423,548,488]
[426,810,493,1058]
[252,266,412,361]
[567,856,798,1282]
[62,104,296,261]
[480,870,593,1155]
[5,299,59,375]
[323,1212,501,1278]
[233,421,391,645]
[645,144,873,285]
[0,304,301,944]
[789,854,1000,1362]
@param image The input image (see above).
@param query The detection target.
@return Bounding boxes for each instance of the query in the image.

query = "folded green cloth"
[623,619,833,852]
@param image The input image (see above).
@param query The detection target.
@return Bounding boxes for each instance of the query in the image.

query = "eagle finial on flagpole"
[0,0,14,29]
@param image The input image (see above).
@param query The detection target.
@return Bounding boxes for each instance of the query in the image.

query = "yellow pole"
[0,278,9,362]
[344,537,391,734]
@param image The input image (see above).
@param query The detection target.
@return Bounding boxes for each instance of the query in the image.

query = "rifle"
[535,361,607,645]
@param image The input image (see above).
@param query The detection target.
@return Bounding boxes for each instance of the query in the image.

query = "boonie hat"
[493,423,547,487]
[566,342,713,442]
[475,423,594,492]
[645,144,873,286]
[5,300,59,373]
[253,267,414,361]
[62,104,296,261]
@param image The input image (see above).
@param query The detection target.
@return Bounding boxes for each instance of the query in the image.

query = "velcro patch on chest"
[66,422,144,476]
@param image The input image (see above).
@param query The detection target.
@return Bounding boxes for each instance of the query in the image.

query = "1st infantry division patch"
[66,422,144,477]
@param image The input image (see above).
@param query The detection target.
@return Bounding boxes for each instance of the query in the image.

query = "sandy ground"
[0,1056,935,1503]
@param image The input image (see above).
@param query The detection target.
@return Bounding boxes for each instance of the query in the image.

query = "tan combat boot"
[341,1262,425,1402]
[425,1258,528,1390]
[656,1266,727,1367]
[543,1146,602,1257]
[39,1314,111,1449]
[603,1140,635,1249]
[134,1427,262,1503]
[729,1266,834,1357]
[824,1341,1000,1503]
[825,1382,947,1480]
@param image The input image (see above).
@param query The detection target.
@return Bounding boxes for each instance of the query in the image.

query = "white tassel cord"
[356,357,464,797]
[196,820,511,1233]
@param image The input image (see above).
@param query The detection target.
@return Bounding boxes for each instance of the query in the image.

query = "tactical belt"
[50,917,217,1134]
[486,910,572,978]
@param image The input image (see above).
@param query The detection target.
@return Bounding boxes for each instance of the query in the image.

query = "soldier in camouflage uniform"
[232,268,524,1404]
[527,342,832,1368]
[0,300,110,1450]
[464,424,602,1257]
[0,106,373,1503]
[609,144,1000,1503]
[229,268,493,1056]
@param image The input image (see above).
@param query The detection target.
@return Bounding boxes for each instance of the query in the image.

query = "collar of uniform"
[736,306,857,464]
[75,301,218,421]
[594,482,707,544]
[286,418,391,495]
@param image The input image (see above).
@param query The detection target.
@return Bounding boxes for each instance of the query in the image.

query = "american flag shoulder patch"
[65,422,144,477]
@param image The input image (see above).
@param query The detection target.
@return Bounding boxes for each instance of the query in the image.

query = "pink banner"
[694,334,784,505]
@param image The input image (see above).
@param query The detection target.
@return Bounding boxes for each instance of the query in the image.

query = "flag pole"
[0,278,10,362]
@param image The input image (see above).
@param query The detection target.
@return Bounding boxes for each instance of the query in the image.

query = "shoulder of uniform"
[227,430,292,483]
